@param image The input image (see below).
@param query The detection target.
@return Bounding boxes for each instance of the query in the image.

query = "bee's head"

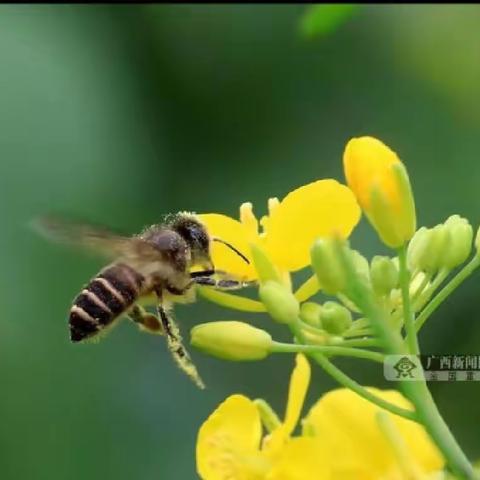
[169,213,251,271]
[170,213,212,269]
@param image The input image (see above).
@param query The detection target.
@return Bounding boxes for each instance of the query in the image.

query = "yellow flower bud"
[310,238,347,295]
[370,256,399,296]
[300,302,322,327]
[442,215,473,269]
[259,281,300,324]
[191,321,273,361]
[320,301,352,335]
[343,137,416,248]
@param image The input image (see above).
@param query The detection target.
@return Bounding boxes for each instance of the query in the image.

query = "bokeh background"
[1,4,480,479]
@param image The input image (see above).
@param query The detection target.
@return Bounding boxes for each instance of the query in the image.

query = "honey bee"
[33,212,251,388]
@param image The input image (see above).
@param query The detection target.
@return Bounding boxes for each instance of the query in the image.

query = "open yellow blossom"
[197,355,445,480]
[199,179,361,280]
[303,387,445,479]
[196,354,328,480]
[343,136,416,248]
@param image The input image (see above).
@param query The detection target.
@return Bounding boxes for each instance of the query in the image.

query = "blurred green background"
[2,4,480,479]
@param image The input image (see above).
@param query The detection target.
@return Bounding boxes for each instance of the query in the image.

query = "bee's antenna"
[212,238,250,265]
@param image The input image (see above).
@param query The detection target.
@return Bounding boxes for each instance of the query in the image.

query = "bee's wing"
[32,215,161,263]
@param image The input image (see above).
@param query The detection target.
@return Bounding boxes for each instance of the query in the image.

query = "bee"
[33,212,251,388]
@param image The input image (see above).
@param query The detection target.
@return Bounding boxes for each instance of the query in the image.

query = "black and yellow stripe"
[69,263,145,342]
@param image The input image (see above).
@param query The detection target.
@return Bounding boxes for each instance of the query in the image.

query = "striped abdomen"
[69,263,145,342]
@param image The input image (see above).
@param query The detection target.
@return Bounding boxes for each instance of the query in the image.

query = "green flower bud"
[424,225,449,273]
[320,301,353,335]
[300,302,322,327]
[407,225,449,273]
[370,256,399,296]
[259,281,300,324]
[442,215,473,269]
[407,227,429,270]
[191,321,273,361]
[310,238,347,295]
[350,249,370,284]
[250,243,282,284]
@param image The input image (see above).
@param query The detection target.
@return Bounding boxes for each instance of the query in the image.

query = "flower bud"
[350,249,370,285]
[320,301,353,335]
[426,225,449,273]
[310,238,347,295]
[407,225,449,274]
[249,242,283,284]
[259,281,300,324]
[343,137,416,248]
[300,302,322,327]
[370,255,399,296]
[407,227,430,270]
[191,321,273,361]
[442,215,473,269]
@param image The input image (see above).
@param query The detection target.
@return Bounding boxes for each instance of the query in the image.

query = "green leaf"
[300,4,358,38]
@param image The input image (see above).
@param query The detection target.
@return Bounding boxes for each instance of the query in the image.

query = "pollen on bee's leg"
[141,314,164,335]
[158,303,205,389]
[128,305,164,336]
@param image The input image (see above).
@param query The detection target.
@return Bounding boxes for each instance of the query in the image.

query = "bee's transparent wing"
[31,215,161,263]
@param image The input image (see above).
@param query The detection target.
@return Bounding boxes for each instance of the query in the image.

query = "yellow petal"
[344,136,401,211]
[267,437,330,480]
[199,213,256,280]
[265,355,311,454]
[240,203,260,241]
[197,394,265,480]
[303,388,444,478]
[284,354,311,435]
[263,180,361,271]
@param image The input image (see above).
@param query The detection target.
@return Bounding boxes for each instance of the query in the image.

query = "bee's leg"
[192,276,255,291]
[154,287,205,389]
[128,305,164,335]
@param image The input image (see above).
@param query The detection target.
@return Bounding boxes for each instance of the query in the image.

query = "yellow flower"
[343,136,416,248]
[303,387,445,479]
[196,355,329,480]
[197,358,445,480]
[199,179,361,281]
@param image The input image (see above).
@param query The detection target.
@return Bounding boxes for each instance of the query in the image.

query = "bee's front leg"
[191,276,254,290]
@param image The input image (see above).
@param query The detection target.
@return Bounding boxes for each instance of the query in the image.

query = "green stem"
[313,353,416,421]
[398,245,419,355]
[415,256,480,333]
[271,342,384,363]
[410,271,431,304]
[401,380,477,479]
[412,268,449,313]
[337,338,382,348]
[254,399,281,433]
[343,328,374,338]
[288,321,416,422]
